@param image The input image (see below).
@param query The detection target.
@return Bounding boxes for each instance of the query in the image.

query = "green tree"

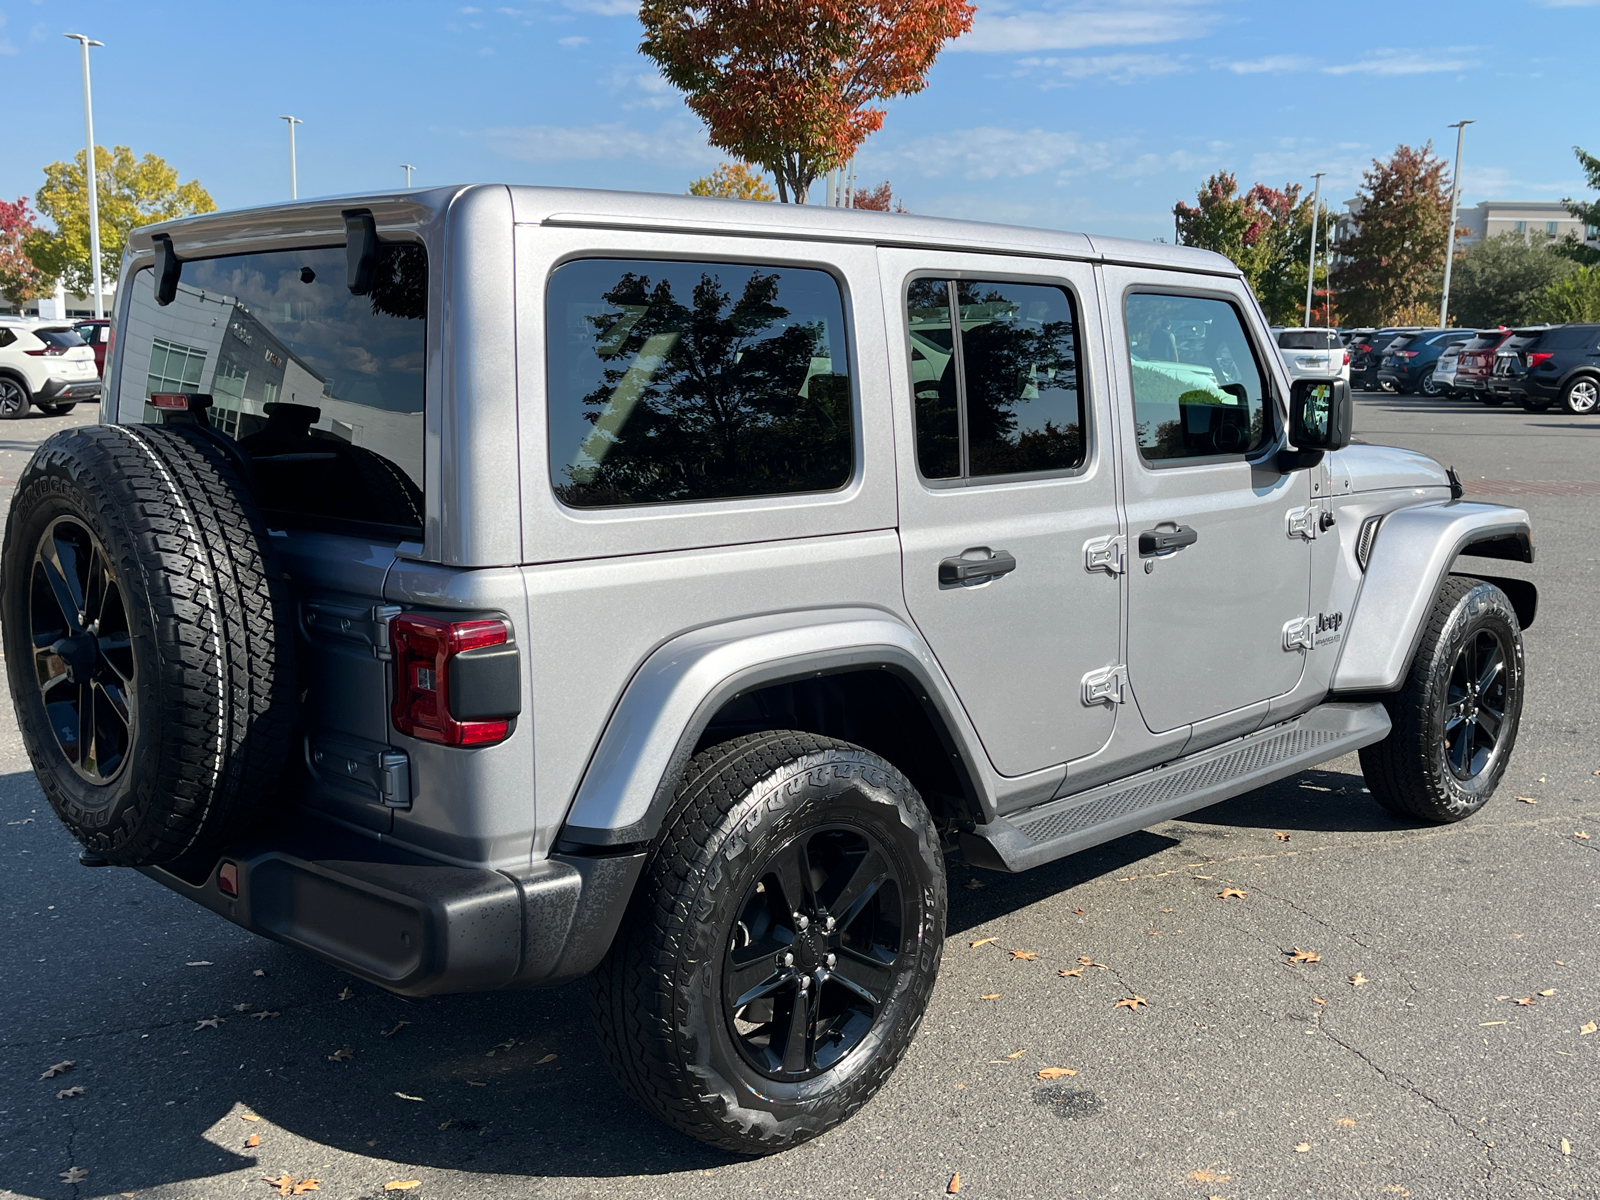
[1447,232,1577,328]
[1534,265,1600,322]
[0,197,55,312]
[1332,143,1452,327]
[27,146,214,295]
[688,162,778,201]
[1558,145,1600,265]
[1174,173,1327,324]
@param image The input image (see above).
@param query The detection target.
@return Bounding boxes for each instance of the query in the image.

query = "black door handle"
[1138,525,1198,556]
[939,548,1017,585]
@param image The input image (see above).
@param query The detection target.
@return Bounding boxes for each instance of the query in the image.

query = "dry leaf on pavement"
[327,1047,354,1062]
[962,879,984,889]
[395,1092,425,1102]
[1114,995,1149,1011]
[1273,832,1291,841]
[969,938,998,948]
[1077,956,1108,969]
[240,1112,262,1122]
[56,1086,85,1099]
[250,1011,281,1020]
[1562,1139,1572,1157]
[1216,888,1248,900]
[186,961,214,967]
[195,1016,224,1030]
[382,1020,410,1038]
[1294,1142,1311,1152]
[535,1053,557,1065]
[40,1060,75,1079]
[979,993,1001,1001]
[1003,1049,1027,1059]
[947,1171,961,1194]
[384,1184,423,1193]
[1515,796,1537,804]
[1037,1067,1077,1079]
[1287,947,1321,964]
[1312,997,1327,1006]
[1058,968,1083,978]
[1580,1021,1597,1036]
[337,987,355,1001]
[1072,908,1085,915]
[1575,831,1591,840]
[1350,973,1370,986]
[1514,997,1535,1007]
[59,1167,88,1183]
[245,1134,261,1148]
[253,969,268,977]
[1540,989,1556,997]
[1009,950,1039,961]
[234,1003,252,1012]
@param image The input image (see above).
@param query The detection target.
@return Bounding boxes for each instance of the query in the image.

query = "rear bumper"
[139,817,644,996]
[38,377,102,403]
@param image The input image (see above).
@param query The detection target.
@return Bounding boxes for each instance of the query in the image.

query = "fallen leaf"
[1114,995,1149,1011]
[962,879,985,890]
[1335,1117,1357,1128]
[1161,909,1174,914]
[1576,831,1591,840]
[1003,1049,1027,1060]
[56,1086,85,1099]
[1514,997,1535,1007]
[1077,956,1108,969]
[1036,1067,1077,1079]
[60,1167,88,1183]
[1349,973,1370,987]
[1479,1021,1508,1027]
[196,1016,224,1029]
[337,987,355,1001]
[1009,950,1039,961]
[40,1060,75,1079]
[535,1053,557,1065]
[186,961,214,967]
[1273,831,1291,841]
[264,1174,293,1196]
[1058,968,1083,978]
[979,993,1001,1001]
[1562,1139,1572,1157]
[1580,1021,1597,1036]
[245,1134,261,1148]
[240,1112,262,1122]
[1287,947,1322,964]
[234,1003,253,1012]
[1216,888,1248,900]
[292,1181,321,1195]
[1072,908,1085,915]
[1496,995,1510,1001]
[969,937,998,948]
[384,1184,422,1193]
[1294,1141,1311,1152]
[327,1047,354,1062]
[438,1119,453,1130]
[947,1171,961,1194]
[1515,796,1537,804]
[466,1080,486,1086]
[253,969,268,977]
[251,1011,281,1020]
[1540,989,1556,997]
[495,1038,516,1051]
[1188,1168,1230,1184]
[382,1020,410,1038]
[395,1092,425,1102]
[1312,996,1327,1006]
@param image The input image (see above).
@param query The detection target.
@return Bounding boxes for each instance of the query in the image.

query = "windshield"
[1276,331,1340,350]
[119,244,427,533]
[33,329,87,349]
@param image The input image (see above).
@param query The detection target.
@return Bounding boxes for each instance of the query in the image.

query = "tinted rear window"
[1276,331,1340,349]
[1544,325,1600,349]
[1386,336,1418,352]
[34,329,86,349]
[1463,334,1504,350]
[119,244,428,534]
[546,258,854,508]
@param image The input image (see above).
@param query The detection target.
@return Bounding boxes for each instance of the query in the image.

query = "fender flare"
[555,607,991,848]
[1330,501,1534,693]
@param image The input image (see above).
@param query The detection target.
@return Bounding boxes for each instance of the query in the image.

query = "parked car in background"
[1484,328,1551,407]
[1349,328,1421,390]
[1487,324,1600,413]
[1273,327,1350,382]
[1377,329,1476,396]
[1340,327,1374,348]
[1433,342,1463,395]
[73,318,113,376]
[0,323,102,417]
[1454,329,1513,401]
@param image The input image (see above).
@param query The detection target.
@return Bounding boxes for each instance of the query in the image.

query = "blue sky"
[1,0,1595,242]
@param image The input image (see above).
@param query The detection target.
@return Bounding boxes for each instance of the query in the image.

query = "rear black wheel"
[1360,577,1524,823]
[36,402,77,416]
[0,376,29,419]
[591,731,945,1154]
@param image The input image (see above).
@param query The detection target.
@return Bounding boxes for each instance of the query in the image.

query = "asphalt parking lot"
[2,392,1597,1200]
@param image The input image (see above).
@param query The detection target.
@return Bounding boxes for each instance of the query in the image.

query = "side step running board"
[961,702,1390,873]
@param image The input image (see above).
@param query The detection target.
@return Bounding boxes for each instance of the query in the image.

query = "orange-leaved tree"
[641,0,974,204]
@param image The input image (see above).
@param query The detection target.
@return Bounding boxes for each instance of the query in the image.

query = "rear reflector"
[150,392,214,412]
[390,614,515,746]
[218,861,239,897]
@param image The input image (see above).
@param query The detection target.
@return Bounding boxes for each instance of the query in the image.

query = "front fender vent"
[1355,514,1384,572]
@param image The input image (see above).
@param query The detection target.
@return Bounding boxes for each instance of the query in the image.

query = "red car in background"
[1453,328,1512,402]
[72,318,112,377]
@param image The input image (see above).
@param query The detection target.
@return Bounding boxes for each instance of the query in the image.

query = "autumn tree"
[1174,173,1326,324]
[1331,144,1452,327]
[1558,145,1600,265]
[27,146,214,295]
[641,0,974,203]
[848,179,909,212]
[689,162,778,201]
[0,197,54,312]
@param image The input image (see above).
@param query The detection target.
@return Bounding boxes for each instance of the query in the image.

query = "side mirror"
[1279,377,1351,470]
[343,209,380,295]
[153,235,181,306]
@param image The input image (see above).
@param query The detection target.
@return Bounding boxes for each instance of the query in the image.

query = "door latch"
[1282,617,1315,652]
[1286,507,1318,540]
[1082,534,1126,576]
[1081,664,1127,706]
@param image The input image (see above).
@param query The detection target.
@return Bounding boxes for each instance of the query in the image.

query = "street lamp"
[279,116,303,200]
[1439,120,1474,329]
[401,164,416,188]
[1304,172,1325,327]
[64,34,105,320]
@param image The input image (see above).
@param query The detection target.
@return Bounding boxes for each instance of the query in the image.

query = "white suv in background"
[0,322,103,417]
[1273,327,1350,383]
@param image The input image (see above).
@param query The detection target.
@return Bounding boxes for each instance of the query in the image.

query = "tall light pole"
[64,34,105,319]
[1439,120,1474,329]
[279,116,303,199]
[1304,171,1325,327]
[401,164,415,188]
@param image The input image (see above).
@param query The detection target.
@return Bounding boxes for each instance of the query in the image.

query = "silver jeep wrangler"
[2,186,1535,1154]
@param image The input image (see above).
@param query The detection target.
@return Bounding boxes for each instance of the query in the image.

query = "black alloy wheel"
[30,516,135,783]
[1442,628,1509,781]
[0,376,29,419]
[724,824,910,1081]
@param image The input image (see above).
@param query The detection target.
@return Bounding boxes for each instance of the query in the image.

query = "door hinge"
[1286,507,1318,540]
[1081,664,1127,706]
[307,737,413,809]
[1082,534,1126,576]
[303,601,403,660]
[1282,616,1315,652]
[372,605,402,660]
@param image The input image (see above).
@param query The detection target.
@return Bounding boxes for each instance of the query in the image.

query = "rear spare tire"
[2,424,296,866]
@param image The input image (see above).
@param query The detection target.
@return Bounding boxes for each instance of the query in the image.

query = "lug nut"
[826,953,836,969]
[824,916,835,931]
[796,914,810,931]
[799,976,810,992]
[783,952,794,967]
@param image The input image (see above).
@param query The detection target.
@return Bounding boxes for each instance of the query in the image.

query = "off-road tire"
[1562,375,1599,415]
[1360,577,1524,823]
[1,424,297,866]
[591,730,946,1154]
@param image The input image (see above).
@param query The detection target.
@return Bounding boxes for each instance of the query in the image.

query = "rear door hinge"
[1083,534,1126,576]
[1081,664,1127,706]
[1286,507,1318,540]
[371,605,401,660]
[1282,617,1315,652]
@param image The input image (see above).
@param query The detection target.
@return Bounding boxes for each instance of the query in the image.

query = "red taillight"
[390,614,511,746]
[1397,350,1419,358]
[1527,352,1554,368]
[22,346,66,357]
[1355,343,1370,353]
[1342,351,1350,365]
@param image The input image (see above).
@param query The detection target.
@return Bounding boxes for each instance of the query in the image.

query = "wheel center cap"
[52,634,99,684]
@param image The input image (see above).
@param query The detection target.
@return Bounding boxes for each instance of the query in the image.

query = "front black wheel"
[1360,577,1524,823]
[591,731,945,1154]
[36,402,77,416]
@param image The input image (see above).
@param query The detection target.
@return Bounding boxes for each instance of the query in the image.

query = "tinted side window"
[546,259,853,508]
[1125,293,1270,463]
[906,279,1085,482]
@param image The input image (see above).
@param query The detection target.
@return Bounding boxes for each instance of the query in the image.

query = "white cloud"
[558,35,588,46]
[1222,54,1312,74]
[562,0,637,13]
[1322,49,1477,75]
[481,121,715,167]
[953,0,1221,54]
[1018,52,1189,84]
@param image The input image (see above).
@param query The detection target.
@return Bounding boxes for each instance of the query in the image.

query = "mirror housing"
[344,209,380,295]
[1279,377,1351,471]
[152,235,181,306]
